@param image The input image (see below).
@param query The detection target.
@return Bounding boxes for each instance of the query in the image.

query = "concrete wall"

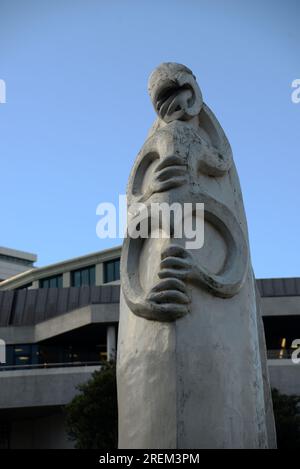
[0,303,119,344]
[0,365,101,409]
[261,296,300,317]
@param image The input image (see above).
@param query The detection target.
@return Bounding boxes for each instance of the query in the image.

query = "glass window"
[81,268,89,286]
[73,270,81,287]
[105,262,114,283]
[40,275,63,288]
[90,266,96,285]
[104,258,120,283]
[71,266,96,287]
[263,315,300,359]
[14,344,31,355]
[12,344,33,367]
[1,341,106,370]
[50,277,57,288]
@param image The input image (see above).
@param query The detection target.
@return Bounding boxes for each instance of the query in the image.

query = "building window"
[39,274,63,288]
[1,341,106,370]
[2,344,39,368]
[71,265,95,287]
[104,258,120,283]
[13,344,32,366]
[263,315,300,359]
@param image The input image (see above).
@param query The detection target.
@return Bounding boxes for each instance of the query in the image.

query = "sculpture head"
[148,62,203,123]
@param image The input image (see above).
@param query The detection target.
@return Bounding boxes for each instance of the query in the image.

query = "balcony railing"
[267,349,295,360]
[0,360,103,372]
[1,350,295,372]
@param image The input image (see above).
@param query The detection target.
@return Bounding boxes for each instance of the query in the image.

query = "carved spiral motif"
[121,63,249,322]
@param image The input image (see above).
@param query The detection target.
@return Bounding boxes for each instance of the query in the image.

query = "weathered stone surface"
[117,63,276,448]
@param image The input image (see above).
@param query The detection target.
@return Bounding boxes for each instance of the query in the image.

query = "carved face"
[148,63,203,123]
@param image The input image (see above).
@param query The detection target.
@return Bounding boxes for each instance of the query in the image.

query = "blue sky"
[0,0,299,277]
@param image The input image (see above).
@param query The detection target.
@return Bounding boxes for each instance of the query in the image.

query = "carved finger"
[161,244,188,259]
[152,176,186,193]
[160,256,190,270]
[158,268,189,280]
[151,277,187,293]
[159,91,178,119]
[167,89,192,116]
[154,166,186,182]
[148,290,190,305]
[150,302,189,321]
[155,155,185,172]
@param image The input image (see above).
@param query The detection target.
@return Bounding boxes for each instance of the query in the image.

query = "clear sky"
[0,0,299,278]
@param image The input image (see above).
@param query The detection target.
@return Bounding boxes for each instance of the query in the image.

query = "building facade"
[0,246,299,448]
[0,247,37,282]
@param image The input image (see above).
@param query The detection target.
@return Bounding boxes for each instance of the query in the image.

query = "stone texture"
[117,63,276,448]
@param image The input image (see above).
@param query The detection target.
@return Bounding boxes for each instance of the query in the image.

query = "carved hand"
[150,155,187,194]
[146,277,190,315]
[142,244,193,321]
[158,244,195,281]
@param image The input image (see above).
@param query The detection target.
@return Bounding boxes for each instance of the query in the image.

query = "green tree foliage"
[272,388,300,448]
[65,362,118,449]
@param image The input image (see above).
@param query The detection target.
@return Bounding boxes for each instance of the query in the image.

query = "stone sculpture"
[117,63,276,448]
